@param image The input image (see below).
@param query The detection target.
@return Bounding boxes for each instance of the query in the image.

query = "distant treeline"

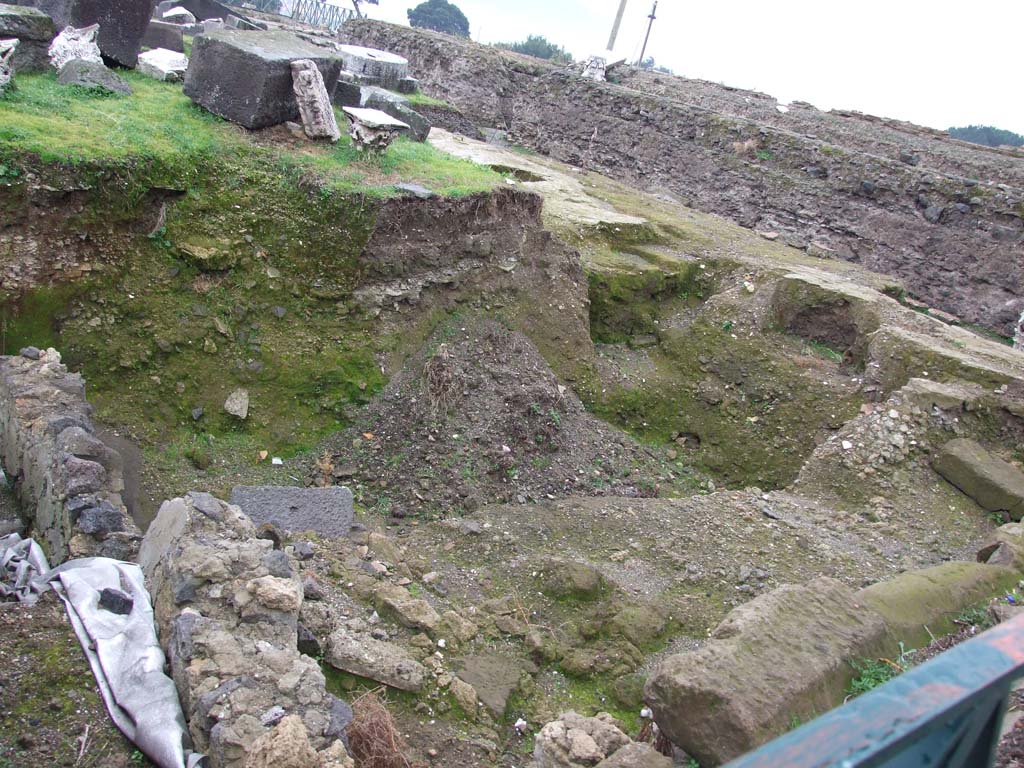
[948,125,1024,148]
[494,35,573,63]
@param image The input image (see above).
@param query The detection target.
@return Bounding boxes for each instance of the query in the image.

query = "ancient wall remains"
[0,347,137,562]
[340,20,1024,337]
[138,492,353,768]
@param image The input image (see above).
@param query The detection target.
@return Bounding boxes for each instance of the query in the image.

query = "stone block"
[136,46,186,81]
[645,578,889,766]
[332,77,361,107]
[396,76,418,94]
[230,485,354,537]
[934,438,1024,520]
[13,0,156,66]
[326,626,426,691]
[56,57,131,94]
[362,89,429,142]
[335,43,406,88]
[183,29,343,130]
[0,2,54,72]
[141,18,182,52]
[856,561,1020,647]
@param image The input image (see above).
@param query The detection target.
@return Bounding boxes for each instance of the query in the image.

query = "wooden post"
[606,0,628,51]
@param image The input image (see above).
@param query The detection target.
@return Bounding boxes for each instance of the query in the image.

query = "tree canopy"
[407,0,470,37]
[496,35,573,63]
[948,125,1024,148]
[639,56,674,75]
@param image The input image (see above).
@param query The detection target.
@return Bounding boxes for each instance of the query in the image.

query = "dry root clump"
[347,692,425,768]
[422,343,458,416]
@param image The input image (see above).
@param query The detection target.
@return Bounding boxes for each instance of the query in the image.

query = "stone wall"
[138,492,353,768]
[0,347,137,562]
[340,20,1024,337]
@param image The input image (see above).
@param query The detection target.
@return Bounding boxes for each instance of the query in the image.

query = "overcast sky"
[360,0,1024,135]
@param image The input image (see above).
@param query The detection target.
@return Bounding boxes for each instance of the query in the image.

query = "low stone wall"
[0,348,137,562]
[139,492,354,768]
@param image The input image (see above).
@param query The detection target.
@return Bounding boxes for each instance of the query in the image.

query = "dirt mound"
[314,319,695,517]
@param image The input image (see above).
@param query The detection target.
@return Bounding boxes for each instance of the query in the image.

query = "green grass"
[0,72,500,197]
[403,91,453,109]
[846,657,901,698]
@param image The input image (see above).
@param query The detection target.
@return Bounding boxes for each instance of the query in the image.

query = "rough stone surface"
[290,58,340,141]
[331,77,360,108]
[334,43,406,89]
[362,88,429,142]
[325,625,426,691]
[223,388,249,419]
[0,3,54,72]
[454,654,534,719]
[18,0,155,66]
[978,523,1024,571]
[0,36,14,92]
[595,743,672,768]
[0,350,136,562]
[136,45,187,81]
[934,438,1024,520]
[140,493,348,768]
[47,21,99,68]
[243,715,317,768]
[341,18,1024,336]
[533,712,633,768]
[373,582,441,633]
[856,561,1021,647]
[341,105,408,151]
[141,18,183,52]
[183,29,343,130]
[537,558,605,599]
[645,578,889,766]
[230,486,354,537]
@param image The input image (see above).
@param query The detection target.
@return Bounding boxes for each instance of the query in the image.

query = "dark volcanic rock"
[229,485,354,537]
[99,587,134,614]
[0,3,54,72]
[59,59,133,97]
[141,18,183,52]
[13,0,155,66]
[183,29,343,129]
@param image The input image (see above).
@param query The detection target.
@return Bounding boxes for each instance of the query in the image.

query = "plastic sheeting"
[0,533,205,768]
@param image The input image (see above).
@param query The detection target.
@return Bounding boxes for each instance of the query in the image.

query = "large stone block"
[141,18,182,52]
[336,43,406,89]
[856,561,1020,647]
[183,29,343,130]
[645,578,889,766]
[230,485,354,537]
[934,438,1024,520]
[13,0,156,66]
[0,2,54,72]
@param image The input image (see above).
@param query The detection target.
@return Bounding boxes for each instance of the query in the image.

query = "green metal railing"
[724,612,1024,767]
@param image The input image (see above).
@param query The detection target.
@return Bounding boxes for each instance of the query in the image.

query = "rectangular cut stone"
[0,2,54,71]
[141,18,182,52]
[342,105,409,130]
[230,485,354,537]
[934,438,1024,520]
[183,29,343,129]
[12,0,155,66]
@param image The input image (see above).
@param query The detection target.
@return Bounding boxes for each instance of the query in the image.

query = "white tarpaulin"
[0,533,205,768]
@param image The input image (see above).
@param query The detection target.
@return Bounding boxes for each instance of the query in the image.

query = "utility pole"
[637,0,657,66]
[606,0,628,52]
